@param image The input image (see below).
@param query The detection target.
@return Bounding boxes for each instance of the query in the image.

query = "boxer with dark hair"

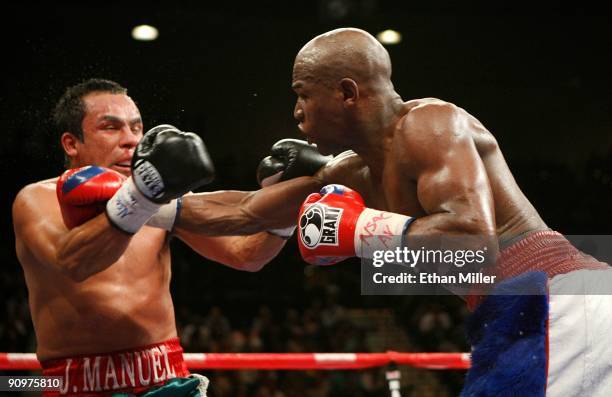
[52,78,128,167]
[288,28,612,396]
[12,79,325,396]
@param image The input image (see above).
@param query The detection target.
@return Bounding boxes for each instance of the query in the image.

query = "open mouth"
[112,163,131,173]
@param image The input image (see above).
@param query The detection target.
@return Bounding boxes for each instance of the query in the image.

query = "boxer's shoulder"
[396,98,478,147]
[402,98,487,129]
[14,178,58,204]
[13,178,61,224]
[402,98,459,125]
[404,97,456,110]
[40,176,60,185]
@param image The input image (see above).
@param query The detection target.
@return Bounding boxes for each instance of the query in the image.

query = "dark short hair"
[52,78,127,142]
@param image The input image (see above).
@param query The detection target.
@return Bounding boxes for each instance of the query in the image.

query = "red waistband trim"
[41,338,188,396]
[467,231,609,310]
[494,231,608,280]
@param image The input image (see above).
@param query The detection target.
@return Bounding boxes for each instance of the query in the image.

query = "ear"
[339,78,359,107]
[60,132,80,160]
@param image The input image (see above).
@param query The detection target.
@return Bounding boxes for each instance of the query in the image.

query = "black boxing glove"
[132,125,215,203]
[256,139,332,187]
[256,139,330,240]
[106,124,215,233]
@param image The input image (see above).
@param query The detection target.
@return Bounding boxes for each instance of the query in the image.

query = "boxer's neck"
[350,94,406,178]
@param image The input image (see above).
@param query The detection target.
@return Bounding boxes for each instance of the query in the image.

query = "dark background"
[1,2,611,395]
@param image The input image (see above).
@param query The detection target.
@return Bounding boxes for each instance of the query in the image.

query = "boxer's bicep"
[416,141,494,229]
[401,104,495,234]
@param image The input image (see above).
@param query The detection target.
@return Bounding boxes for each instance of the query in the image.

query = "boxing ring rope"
[0,351,470,371]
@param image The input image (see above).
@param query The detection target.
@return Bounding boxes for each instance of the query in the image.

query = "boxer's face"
[67,92,143,176]
[292,67,348,155]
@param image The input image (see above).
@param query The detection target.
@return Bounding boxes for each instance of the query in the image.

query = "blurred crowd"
[175,285,469,397]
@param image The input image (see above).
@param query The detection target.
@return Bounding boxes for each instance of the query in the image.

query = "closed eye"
[130,123,143,134]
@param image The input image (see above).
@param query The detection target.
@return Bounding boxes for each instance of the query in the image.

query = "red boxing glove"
[56,166,126,229]
[297,185,414,266]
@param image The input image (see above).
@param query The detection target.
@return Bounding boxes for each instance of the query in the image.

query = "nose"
[293,103,304,123]
[119,126,140,149]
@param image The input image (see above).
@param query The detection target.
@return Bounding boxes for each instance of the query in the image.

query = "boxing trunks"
[462,231,612,396]
[41,338,208,396]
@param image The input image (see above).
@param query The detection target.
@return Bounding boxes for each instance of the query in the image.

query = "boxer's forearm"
[56,214,132,281]
[175,191,257,235]
[176,176,323,236]
[244,176,324,228]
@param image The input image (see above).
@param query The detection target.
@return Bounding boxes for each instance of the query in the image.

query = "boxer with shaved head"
[288,28,612,396]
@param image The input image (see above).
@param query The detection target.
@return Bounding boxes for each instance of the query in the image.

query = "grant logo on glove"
[299,203,343,248]
[297,184,414,266]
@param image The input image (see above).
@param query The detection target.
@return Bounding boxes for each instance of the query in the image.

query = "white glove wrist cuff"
[147,197,182,232]
[353,208,413,259]
[106,177,162,234]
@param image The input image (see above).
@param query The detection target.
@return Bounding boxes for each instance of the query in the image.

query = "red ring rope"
[0,352,470,371]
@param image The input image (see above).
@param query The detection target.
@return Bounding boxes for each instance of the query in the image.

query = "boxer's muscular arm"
[399,102,496,236]
[176,176,322,234]
[173,176,323,270]
[13,183,132,282]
